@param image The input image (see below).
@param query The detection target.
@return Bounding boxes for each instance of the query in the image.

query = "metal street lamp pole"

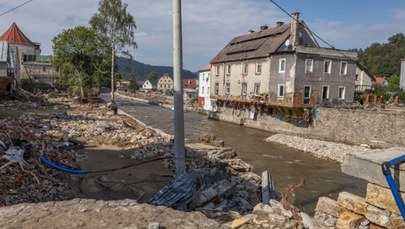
[173,0,185,176]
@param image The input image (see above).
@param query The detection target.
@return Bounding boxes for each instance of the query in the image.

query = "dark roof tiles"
[211,24,291,64]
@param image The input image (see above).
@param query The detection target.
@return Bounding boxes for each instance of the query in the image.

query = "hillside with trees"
[357,33,405,77]
[117,57,198,81]
[357,33,405,101]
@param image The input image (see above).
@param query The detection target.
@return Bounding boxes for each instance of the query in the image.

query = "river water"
[109,95,366,215]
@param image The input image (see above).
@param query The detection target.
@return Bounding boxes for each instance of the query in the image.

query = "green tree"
[359,33,405,77]
[52,26,108,98]
[387,74,400,91]
[147,71,158,82]
[90,0,137,101]
[128,77,139,92]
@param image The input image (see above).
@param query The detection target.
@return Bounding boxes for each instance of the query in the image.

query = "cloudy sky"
[1,0,405,72]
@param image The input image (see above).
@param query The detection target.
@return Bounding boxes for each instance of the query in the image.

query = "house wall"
[211,58,270,99]
[268,53,296,107]
[198,70,211,110]
[294,54,356,105]
[355,67,373,92]
[142,81,153,90]
[0,62,7,77]
[400,60,405,90]
[157,75,173,93]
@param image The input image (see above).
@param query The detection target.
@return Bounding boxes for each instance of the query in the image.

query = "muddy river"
[108,95,366,215]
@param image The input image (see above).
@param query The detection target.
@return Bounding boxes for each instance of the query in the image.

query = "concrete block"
[335,211,365,229]
[337,191,368,215]
[365,183,405,215]
[315,197,346,218]
[364,204,391,228]
[342,148,405,191]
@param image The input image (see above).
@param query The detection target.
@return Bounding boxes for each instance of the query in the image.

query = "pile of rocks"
[266,134,372,163]
[48,103,168,148]
[314,184,405,228]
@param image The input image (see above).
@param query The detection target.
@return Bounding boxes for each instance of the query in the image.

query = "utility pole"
[172,0,185,176]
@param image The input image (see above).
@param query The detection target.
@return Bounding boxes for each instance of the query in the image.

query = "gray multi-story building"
[210,12,357,112]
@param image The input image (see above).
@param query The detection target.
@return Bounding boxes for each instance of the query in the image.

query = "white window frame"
[277,84,285,98]
[241,83,247,96]
[305,59,313,73]
[322,85,330,99]
[243,63,248,75]
[225,82,230,95]
[253,83,260,96]
[215,66,220,76]
[324,60,332,74]
[226,64,231,75]
[340,61,348,75]
[338,86,346,100]
[255,62,262,74]
[279,58,286,73]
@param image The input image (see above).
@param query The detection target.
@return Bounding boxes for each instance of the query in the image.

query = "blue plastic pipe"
[39,157,88,175]
[382,155,405,221]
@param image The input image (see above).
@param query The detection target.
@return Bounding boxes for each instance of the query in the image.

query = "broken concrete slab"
[342,148,405,191]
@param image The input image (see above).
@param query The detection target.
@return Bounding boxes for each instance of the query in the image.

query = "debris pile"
[0,100,168,207]
[0,97,308,228]
[0,113,78,206]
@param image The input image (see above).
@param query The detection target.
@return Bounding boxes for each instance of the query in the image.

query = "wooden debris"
[281,179,305,220]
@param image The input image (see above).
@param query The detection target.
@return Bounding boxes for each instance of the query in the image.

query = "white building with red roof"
[0,22,56,95]
[198,64,212,111]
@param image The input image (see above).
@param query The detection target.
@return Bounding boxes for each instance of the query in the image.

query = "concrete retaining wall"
[209,107,405,148]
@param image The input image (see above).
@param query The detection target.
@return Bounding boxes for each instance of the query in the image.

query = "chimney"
[260,25,268,31]
[290,12,300,47]
[276,21,285,27]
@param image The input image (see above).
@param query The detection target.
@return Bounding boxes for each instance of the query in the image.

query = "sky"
[1,0,405,72]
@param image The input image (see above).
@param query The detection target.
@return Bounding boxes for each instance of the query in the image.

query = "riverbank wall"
[209,106,405,148]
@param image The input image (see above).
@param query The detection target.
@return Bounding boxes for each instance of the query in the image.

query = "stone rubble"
[0,96,309,228]
[266,133,372,163]
[313,184,405,228]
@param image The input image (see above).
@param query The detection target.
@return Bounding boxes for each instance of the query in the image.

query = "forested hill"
[117,57,198,81]
[357,33,405,77]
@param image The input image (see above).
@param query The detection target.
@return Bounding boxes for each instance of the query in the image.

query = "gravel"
[266,134,373,163]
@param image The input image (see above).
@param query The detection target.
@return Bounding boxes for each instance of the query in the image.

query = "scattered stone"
[230,216,250,228]
[266,134,371,163]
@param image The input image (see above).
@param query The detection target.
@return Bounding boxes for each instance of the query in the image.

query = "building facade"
[198,64,212,111]
[355,63,374,93]
[142,79,156,92]
[157,73,173,93]
[210,13,357,115]
[0,23,58,93]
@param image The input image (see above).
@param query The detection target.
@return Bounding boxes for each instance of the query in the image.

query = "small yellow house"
[157,73,173,93]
